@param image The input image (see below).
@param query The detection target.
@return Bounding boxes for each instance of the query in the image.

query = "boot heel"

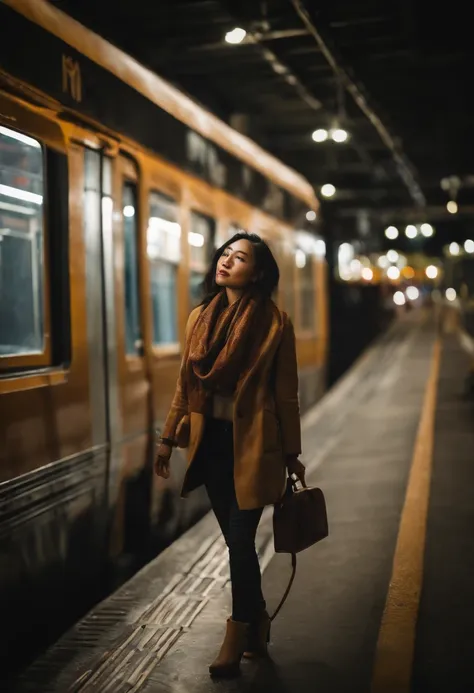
[243,612,271,658]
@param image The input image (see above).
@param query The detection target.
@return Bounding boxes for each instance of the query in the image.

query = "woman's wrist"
[158,436,176,448]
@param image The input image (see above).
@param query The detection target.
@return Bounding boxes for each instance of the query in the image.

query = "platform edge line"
[371,337,441,693]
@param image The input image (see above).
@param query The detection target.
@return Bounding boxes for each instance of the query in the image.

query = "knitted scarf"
[186,290,273,414]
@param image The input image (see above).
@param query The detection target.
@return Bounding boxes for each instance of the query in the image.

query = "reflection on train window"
[189,212,215,308]
[147,191,181,345]
[123,182,142,355]
[0,126,45,357]
[296,248,316,331]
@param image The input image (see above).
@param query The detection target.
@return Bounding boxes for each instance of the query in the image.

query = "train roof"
[3,0,318,214]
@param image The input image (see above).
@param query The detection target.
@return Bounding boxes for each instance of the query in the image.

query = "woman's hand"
[286,455,306,486]
[154,443,172,479]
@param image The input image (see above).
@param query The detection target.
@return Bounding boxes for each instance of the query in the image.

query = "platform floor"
[7,310,474,693]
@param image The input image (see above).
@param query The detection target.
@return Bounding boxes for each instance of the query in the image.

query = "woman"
[155,232,305,678]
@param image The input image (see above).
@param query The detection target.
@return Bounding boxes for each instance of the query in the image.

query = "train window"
[147,191,181,345]
[297,249,316,332]
[0,126,46,359]
[123,182,143,355]
[189,212,215,308]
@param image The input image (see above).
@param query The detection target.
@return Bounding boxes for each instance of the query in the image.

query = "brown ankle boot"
[209,618,248,678]
[243,610,271,658]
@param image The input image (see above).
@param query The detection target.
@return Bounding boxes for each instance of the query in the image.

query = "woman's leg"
[201,419,265,623]
[226,497,265,623]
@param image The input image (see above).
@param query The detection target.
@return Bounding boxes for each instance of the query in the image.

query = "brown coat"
[162,303,301,510]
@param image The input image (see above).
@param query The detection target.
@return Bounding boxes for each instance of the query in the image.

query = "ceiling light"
[385,226,398,240]
[406,286,419,301]
[447,200,458,214]
[362,267,373,281]
[312,129,328,142]
[306,210,317,221]
[464,239,474,253]
[321,183,336,198]
[445,288,457,302]
[387,266,400,280]
[330,128,348,143]
[405,224,417,239]
[449,242,460,255]
[225,27,246,44]
[420,223,434,237]
[386,249,399,263]
[393,291,406,306]
[425,265,438,279]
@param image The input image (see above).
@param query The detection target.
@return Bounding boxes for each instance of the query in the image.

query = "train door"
[109,153,153,560]
[83,147,152,566]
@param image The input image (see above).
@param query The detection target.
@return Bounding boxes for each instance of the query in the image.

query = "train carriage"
[0,0,327,671]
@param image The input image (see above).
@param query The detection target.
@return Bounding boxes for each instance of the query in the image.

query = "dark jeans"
[197,418,265,623]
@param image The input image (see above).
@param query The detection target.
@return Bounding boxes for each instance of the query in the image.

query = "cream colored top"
[212,394,234,421]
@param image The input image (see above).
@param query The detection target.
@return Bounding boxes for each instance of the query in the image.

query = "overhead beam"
[337,206,474,222]
[289,0,426,208]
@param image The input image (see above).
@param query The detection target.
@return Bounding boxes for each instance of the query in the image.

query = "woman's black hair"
[200,232,280,306]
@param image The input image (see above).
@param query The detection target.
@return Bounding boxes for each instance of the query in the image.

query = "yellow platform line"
[371,338,441,693]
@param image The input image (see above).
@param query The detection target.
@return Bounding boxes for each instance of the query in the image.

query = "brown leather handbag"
[270,477,329,621]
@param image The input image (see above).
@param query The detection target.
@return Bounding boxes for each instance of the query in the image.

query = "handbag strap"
[269,552,297,622]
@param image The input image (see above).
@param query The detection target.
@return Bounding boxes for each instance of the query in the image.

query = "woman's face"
[215,239,257,290]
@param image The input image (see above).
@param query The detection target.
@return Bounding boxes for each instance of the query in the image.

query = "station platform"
[7,309,474,693]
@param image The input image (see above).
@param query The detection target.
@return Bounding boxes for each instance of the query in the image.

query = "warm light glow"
[425,265,438,279]
[387,266,400,280]
[420,223,434,237]
[445,288,457,302]
[387,249,399,263]
[393,291,406,306]
[350,259,362,278]
[464,239,474,253]
[321,183,336,198]
[406,286,420,301]
[338,242,354,280]
[315,239,326,257]
[385,226,399,240]
[402,266,415,279]
[362,267,373,281]
[405,224,417,239]
[330,128,348,143]
[447,200,458,214]
[312,129,328,142]
[449,242,460,255]
[378,255,389,269]
[225,27,246,44]
[306,210,317,221]
[295,249,306,268]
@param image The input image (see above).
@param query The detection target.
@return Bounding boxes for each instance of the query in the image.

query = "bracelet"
[158,436,176,448]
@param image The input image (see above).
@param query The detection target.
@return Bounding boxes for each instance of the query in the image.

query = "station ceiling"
[51,0,474,237]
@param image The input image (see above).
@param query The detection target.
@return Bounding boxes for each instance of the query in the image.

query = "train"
[0,0,328,674]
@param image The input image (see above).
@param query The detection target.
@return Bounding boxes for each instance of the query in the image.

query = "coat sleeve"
[274,315,302,456]
[161,310,197,442]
